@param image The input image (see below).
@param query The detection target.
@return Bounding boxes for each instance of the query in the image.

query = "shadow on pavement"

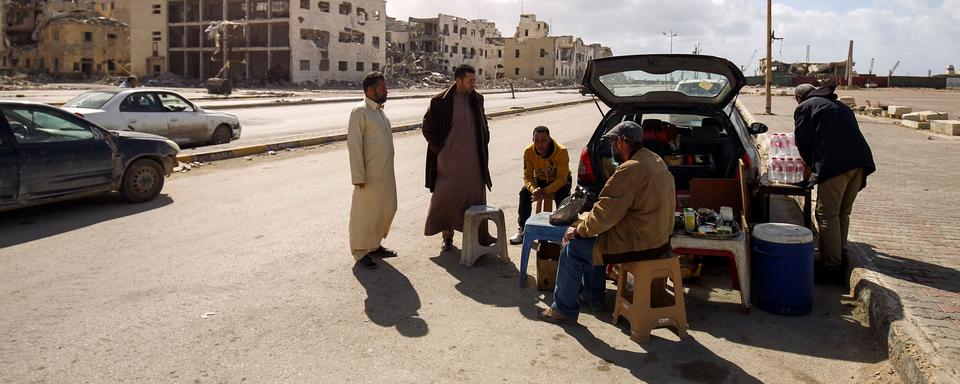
[560,322,765,384]
[681,264,885,364]
[0,194,174,249]
[429,248,542,321]
[851,241,960,294]
[352,260,428,338]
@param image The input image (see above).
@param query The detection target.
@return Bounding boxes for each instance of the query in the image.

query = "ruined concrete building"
[1,0,130,77]
[388,13,611,83]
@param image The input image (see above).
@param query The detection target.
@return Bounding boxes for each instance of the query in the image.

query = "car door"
[0,118,18,207]
[156,92,207,144]
[3,106,115,201]
[119,92,168,137]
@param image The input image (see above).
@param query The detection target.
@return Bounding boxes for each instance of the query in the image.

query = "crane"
[868,58,875,75]
[741,49,758,73]
[889,60,901,76]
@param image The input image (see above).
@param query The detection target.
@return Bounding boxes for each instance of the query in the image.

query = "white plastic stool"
[461,205,509,266]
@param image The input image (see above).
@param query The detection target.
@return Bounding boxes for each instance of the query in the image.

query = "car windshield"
[63,91,117,109]
[598,70,729,98]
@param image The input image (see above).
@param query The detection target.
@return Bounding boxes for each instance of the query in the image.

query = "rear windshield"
[598,70,729,98]
[63,91,117,109]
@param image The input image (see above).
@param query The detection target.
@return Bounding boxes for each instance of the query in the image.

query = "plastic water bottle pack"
[766,133,805,183]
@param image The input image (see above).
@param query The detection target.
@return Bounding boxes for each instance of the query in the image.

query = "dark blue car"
[0,101,179,213]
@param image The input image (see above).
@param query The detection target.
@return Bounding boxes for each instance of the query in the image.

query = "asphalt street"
[0,103,894,383]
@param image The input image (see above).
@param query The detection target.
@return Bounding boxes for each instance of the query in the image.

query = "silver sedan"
[62,88,241,146]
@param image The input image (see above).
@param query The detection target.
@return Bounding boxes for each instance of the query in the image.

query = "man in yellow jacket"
[509,126,572,245]
[539,121,676,323]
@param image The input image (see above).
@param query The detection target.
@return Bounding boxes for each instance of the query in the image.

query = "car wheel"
[120,158,165,203]
[210,124,232,145]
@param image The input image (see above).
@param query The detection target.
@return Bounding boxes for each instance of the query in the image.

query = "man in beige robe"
[348,72,398,269]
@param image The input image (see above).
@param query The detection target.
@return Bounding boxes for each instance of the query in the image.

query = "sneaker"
[538,307,575,324]
[441,238,454,252]
[509,229,524,245]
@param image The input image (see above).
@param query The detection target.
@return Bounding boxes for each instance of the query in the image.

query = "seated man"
[509,126,572,245]
[539,121,676,323]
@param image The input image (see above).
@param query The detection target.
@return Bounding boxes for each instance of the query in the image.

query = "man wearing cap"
[539,121,676,323]
[794,83,875,282]
[509,126,572,245]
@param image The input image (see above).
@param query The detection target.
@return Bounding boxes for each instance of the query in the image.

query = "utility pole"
[765,0,772,114]
[845,40,854,89]
[805,45,810,63]
[663,30,678,54]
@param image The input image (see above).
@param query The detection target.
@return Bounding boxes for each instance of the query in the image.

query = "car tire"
[210,124,232,145]
[120,158,165,203]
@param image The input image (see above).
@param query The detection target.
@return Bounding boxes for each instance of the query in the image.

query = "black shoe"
[371,246,398,258]
[814,265,843,285]
[355,255,378,269]
[441,238,454,252]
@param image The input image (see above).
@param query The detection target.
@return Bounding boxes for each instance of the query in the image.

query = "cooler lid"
[752,223,814,244]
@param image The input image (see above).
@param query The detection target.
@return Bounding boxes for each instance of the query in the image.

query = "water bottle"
[784,134,794,157]
[771,157,782,182]
[785,158,798,183]
[770,134,782,157]
[796,159,806,182]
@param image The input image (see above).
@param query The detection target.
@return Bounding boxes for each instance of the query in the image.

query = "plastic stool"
[535,193,555,213]
[461,205,509,266]
[613,256,690,343]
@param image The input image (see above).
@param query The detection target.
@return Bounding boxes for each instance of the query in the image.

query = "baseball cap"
[602,121,644,144]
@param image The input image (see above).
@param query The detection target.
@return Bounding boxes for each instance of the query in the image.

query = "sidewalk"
[739,94,960,384]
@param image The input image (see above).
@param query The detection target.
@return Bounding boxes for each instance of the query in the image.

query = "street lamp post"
[765,0,773,114]
[662,30,678,54]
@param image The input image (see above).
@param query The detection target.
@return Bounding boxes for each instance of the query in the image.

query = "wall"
[503,36,559,80]
[288,0,386,84]
[32,16,131,76]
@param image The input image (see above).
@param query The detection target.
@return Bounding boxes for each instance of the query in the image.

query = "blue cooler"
[751,223,815,316]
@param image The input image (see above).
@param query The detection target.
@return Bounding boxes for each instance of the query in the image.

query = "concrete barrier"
[901,112,922,122]
[900,120,930,130]
[887,106,912,119]
[918,111,948,122]
[930,120,960,136]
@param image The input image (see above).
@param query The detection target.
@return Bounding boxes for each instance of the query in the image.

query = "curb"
[848,246,959,384]
[176,98,594,163]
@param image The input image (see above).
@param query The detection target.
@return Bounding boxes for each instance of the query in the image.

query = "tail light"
[578,147,597,185]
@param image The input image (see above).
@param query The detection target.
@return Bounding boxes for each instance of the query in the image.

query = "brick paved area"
[740,94,960,383]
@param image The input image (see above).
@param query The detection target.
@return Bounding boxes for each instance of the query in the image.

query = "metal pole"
[764,0,772,114]
[847,41,854,85]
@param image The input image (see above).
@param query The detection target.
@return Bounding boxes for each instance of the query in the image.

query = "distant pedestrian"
[119,75,140,88]
[348,71,398,269]
[422,64,494,251]
[794,83,876,282]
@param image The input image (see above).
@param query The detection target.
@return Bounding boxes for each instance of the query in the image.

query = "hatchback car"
[62,88,241,146]
[578,54,768,205]
[0,101,179,213]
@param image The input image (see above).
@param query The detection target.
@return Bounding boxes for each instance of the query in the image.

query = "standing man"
[539,121,676,323]
[794,83,875,282]
[348,72,398,270]
[422,64,493,251]
[509,126,572,245]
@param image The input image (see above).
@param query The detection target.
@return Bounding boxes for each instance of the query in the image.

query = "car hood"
[61,107,105,115]
[581,54,746,111]
[200,109,238,121]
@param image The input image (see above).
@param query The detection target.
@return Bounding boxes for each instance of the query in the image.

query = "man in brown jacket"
[421,64,493,251]
[540,121,676,323]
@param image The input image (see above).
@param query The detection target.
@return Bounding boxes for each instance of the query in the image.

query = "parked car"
[0,101,179,213]
[578,54,768,206]
[62,88,241,146]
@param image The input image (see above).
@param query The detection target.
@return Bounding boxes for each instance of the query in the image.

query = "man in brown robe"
[422,64,493,251]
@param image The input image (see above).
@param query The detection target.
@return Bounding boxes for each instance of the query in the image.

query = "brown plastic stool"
[535,193,555,213]
[612,256,690,343]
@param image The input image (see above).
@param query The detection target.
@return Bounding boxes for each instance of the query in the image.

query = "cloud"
[386,0,959,76]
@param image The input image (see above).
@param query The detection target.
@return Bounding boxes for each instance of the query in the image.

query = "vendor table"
[758,174,813,229]
[518,212,567,288]
[671,229,751,313]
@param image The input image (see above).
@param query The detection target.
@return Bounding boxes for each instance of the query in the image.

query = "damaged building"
[388,13,611,83]
[156,0,386,84]
[1,0,131,76]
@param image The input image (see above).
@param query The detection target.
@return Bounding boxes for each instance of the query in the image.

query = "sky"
[386,0,960,77]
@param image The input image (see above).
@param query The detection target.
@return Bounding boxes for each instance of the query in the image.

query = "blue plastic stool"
[518,212,568,288]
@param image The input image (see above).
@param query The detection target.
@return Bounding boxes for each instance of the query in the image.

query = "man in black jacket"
[794,83,876,280]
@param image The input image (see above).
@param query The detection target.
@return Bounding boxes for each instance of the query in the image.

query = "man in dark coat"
[794,83,876,281]
[422,64,493,251]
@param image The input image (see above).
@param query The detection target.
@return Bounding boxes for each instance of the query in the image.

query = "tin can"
[683,208,697,231]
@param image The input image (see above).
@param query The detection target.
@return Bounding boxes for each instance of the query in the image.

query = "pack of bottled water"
[766,133,806,183]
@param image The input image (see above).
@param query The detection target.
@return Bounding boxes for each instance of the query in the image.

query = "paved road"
[0,103,894,383]
[179,89,590,152]
[741,93,960,381]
